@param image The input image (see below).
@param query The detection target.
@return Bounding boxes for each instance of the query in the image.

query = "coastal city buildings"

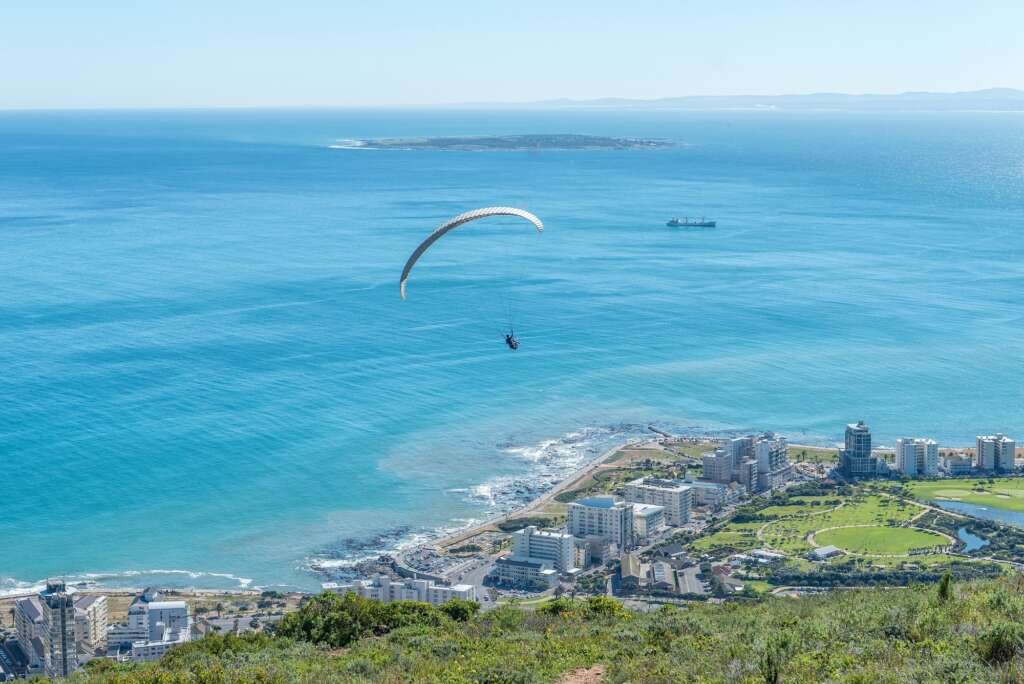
[623,477,692,525]
[567,496,634,550]
[324,575,476,606]
[894,438,939,478]
[839,421,880,477]
[702,434,792,493]
[977,434,1016,473]
[13,584,110,677]
[511,525,576,572]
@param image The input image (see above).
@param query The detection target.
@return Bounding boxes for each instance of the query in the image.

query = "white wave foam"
[306,423,652,579]
[1,568,254,596]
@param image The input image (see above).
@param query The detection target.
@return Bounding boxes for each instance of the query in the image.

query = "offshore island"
[329,133,674,151]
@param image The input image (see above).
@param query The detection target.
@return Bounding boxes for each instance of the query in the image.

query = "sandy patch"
[559,665,605,684]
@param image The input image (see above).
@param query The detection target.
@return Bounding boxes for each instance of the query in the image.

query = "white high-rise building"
[14,595,45,671]
[511,525,576,572]
[567,496,634,549]
[702,449,733,484]
[754,433,792,491]
[726,436,755,472]
[977,434,1016,473]
[623,477,693,525]
[74,595,109,653]
[894,438,939,478]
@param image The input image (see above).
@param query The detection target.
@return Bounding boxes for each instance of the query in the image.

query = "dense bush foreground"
[78,577,1024,683]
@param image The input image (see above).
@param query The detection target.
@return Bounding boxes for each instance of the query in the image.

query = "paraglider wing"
[399,206,543,299]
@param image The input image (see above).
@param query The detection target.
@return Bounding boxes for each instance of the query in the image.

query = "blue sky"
[2,1,1022,108]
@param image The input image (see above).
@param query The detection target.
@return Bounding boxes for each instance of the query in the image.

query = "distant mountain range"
[495,88,1024,111]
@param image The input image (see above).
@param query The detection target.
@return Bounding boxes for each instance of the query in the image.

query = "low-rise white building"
[683,479,744,510]
[808,545,842,561]
[323,575,476,606]
[624,477,693,525]
[106,591,191,663]
[492,558,558,588]
[943,452,974,475]
[511,526,575,572]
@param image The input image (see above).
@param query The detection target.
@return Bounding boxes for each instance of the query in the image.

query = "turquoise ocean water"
[2,109,1023,592]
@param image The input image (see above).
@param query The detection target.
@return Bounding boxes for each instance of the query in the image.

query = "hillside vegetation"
[77,577,1024,683]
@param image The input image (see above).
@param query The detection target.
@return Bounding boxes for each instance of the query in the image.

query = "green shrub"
[977,621,1024,664]
[276,591,445,647]
[440,598,481,622]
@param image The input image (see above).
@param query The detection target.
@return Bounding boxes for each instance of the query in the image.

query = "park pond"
[956,526,989,552]
[935,499,1024,529]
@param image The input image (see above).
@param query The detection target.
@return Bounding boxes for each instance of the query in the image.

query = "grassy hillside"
[77,578,1024,683]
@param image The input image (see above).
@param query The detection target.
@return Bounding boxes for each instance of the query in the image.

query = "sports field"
[813,525,949,555]
[908,478,1024,513]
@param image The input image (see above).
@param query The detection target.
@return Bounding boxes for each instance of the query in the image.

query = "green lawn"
[907,478,1024,513]
[693,494,924,557]
[788,446,839,463]
[814,526,949,555]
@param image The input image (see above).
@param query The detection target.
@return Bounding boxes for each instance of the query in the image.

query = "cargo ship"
[667,217,716,228]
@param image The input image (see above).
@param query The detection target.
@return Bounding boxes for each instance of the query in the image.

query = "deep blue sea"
[2,109,1023,592]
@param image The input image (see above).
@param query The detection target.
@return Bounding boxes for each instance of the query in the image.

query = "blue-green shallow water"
[2,109,1023,592]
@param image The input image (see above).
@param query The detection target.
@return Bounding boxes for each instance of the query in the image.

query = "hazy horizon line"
[2,87,1022,113]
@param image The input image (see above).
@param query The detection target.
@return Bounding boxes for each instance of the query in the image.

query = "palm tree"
[215,602,225,618]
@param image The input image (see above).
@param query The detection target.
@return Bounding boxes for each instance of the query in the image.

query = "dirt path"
[558,665,605,684]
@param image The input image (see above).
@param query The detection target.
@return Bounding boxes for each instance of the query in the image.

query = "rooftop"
[575,496,623,509]
[496,557,545,569]
[630,477,690,490]
[74,594,104,610]
[16,596,43,622]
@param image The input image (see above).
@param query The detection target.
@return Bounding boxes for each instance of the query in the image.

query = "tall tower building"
[40,580,78,679]
[840,421,877,477]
